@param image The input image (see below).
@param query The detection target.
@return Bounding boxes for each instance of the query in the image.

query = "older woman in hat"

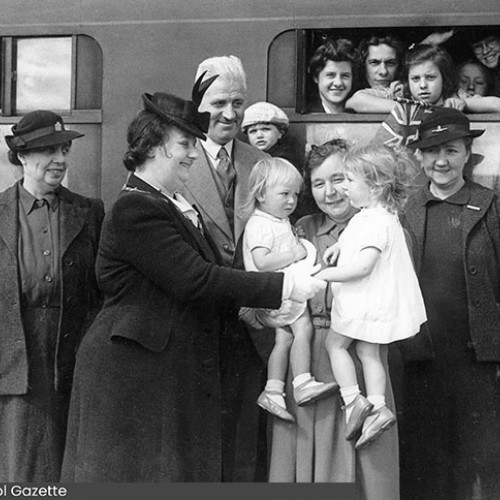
[398,107,500,499]
[269,139,400,500]
[60,77,325,482]
[0,111,104,482]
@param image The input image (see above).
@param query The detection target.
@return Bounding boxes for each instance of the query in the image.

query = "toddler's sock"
[265,379,286,408]
[340,385,361,422]
[367,394,386,411]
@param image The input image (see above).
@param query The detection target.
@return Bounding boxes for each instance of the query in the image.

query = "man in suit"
[184,56,272,481]
[0,110,104,482]
[185,55,267,266]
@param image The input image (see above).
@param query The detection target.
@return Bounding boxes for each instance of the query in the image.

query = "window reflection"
[16,37,72,113]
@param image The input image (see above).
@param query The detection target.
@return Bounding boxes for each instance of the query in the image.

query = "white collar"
[253,208,288,223]
[201,137,234,164]
[133,172,198,225]
[321,100,332,114]
[170,192,201,229]
[169,191,197,215]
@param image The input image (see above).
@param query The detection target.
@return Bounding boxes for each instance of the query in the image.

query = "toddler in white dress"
[315,145,427,448]
[241,157,338,422]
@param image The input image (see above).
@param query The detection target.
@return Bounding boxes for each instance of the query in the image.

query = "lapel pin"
[466,205,480,211]
[431,125,448,134]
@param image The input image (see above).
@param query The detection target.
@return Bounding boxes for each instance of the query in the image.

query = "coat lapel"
[405,182,495,275]
[232,140,254,241]
[0,184,19,258]
[460,183,494,247]
[127,174,219,262]
[184,141,232,240]
[59,187,88,258]
[403,190,427,274]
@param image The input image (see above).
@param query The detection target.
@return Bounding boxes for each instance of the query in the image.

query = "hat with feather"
[141,71,218,140]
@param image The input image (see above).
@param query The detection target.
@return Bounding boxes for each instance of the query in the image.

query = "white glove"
[282,263,326,303]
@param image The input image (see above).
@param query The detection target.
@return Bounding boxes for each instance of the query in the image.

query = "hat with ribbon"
[408,107,484,150]
[5,110,84,151]
[141,71,218,140]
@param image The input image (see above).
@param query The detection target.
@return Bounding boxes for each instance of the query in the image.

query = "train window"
[15,38,72,113]
[268,25,500,117]
[1,35,102,117]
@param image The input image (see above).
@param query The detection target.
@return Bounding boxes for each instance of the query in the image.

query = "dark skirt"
[401,346,500,499]
[0,307,68,482]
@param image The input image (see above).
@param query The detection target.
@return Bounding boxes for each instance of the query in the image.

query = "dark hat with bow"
[141,71,218,140]
[408,107,484,150]
[5,110,84,152]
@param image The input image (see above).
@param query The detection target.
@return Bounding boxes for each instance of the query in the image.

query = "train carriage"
[0,0,499,207]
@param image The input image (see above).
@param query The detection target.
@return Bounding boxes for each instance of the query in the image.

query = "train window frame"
[267,25,500,123]
[0,34,102,124]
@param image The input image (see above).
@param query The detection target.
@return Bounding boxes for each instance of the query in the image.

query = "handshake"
[283,238,326,303]
[282,262,326,303]
[239,239,327,329]
[239,263,326,329]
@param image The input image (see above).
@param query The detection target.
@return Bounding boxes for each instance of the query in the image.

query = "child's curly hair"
[344,144,420,213]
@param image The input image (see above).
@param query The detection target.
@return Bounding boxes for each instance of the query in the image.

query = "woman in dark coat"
[0,110,104,482]
[60,78,325,482]
[399,107,500,500]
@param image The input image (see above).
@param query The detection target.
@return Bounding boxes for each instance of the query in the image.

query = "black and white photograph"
[0,1,499,499]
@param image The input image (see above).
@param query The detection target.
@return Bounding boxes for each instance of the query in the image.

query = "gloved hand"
[283,263,326,303]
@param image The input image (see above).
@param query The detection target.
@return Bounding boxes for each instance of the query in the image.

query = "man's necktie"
[216,146,235,194]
